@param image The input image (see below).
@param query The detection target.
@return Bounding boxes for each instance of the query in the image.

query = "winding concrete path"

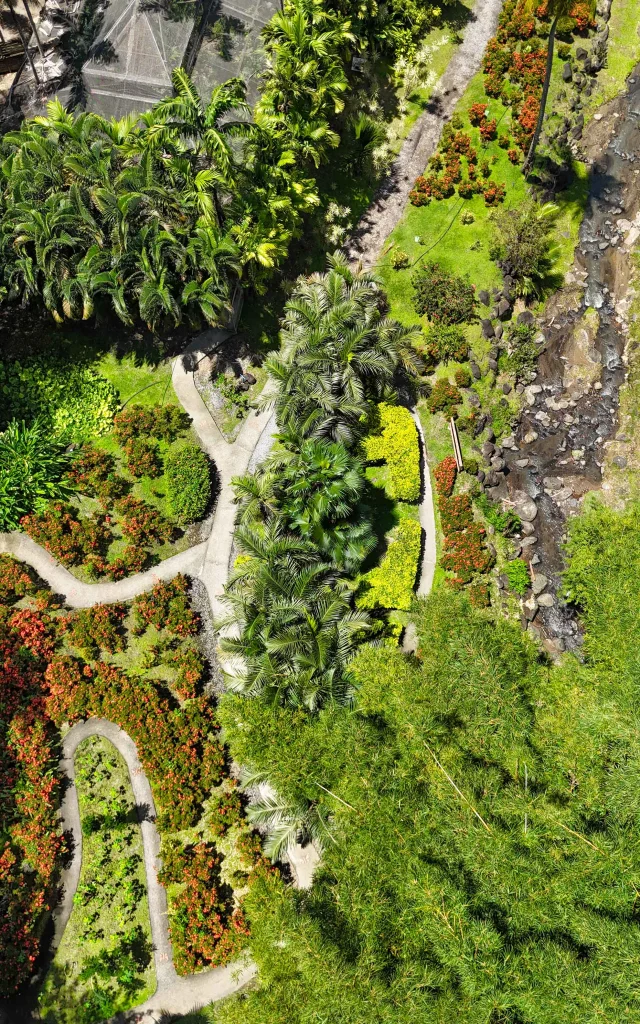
[56,720,257,1023]
[347,0,504,265]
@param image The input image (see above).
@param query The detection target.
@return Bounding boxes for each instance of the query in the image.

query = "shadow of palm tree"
[52,0,117,109]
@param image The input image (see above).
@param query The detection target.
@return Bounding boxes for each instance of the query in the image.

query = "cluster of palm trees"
[0,0,358,331]
[221,254,421,712]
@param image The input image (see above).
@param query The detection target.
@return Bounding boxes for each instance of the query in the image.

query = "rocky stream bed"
[485,69,640,655]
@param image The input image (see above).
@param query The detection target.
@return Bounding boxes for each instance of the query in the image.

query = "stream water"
[495,69,640,651]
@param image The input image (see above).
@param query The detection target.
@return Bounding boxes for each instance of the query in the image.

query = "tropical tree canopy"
[265,252,422,443]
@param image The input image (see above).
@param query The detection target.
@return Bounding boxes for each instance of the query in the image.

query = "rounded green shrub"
[166,442,212,525]
[504,558,530,595]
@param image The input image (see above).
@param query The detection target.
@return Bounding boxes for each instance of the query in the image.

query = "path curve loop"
[56,718,256,1023]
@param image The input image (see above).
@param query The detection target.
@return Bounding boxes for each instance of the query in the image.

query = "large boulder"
[517,310,535,326]
[562,62,573,82]
[481,318,495,339]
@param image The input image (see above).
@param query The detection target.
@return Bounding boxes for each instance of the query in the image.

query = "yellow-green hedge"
[363,403,420,501]
[357,518,422,611]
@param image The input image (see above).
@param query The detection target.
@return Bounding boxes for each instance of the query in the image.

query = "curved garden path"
[55,719,256,1022]
[347,0,504,265]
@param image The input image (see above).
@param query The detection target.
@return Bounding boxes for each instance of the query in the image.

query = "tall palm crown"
[221,521,373,711]
[265,252,421,443]
[233,435,376,572]
[261,0,354,119]
[152,69,251,178]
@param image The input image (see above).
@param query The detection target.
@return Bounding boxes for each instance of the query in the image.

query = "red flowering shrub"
[439,494,474,533]
[114,496,174,547]
[207,783,244,838]
[442,522,493,583]
[8,609,57,660]
[479,119,497,142]
[63,604,126,655]
[409,188,430,207]
[132,575,200,638]
[515,94,540,146]
[469,581,491,607]
[427,380,462,417]
[434,457,457,498]
[106,545,153,581]
[21,503,112,567]
[122,437,162,479]
[433,460,492,594]
[508,148,521,164]
[0,555,36,605]
[44,659,223,829]
[113,405,191,445]
[484,182,507,206]
[169,646,205,700]
[571,2,594,31]
[66,444,129,504]
[469,102,488,126]
[0,618,66,993]
[163,842,249,975]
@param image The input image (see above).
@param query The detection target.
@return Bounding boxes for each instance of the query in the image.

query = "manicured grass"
[39,737,155,1024]
[95,352,179,411]
[380,75,589,328]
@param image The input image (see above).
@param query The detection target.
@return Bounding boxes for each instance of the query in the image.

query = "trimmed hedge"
[357,518,422,611]
[166,443,212,526]
[363,403,420,501]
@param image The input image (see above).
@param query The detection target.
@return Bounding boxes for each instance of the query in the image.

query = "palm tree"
[220,520,373,710]
[261,0,354,118]
[523,0,573,175]
[264,251,422,443]
[233,436,375,572]
[244,786,329,860]
[152,69,251,177]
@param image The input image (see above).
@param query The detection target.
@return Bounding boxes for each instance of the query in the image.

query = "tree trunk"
[524,15,558,177]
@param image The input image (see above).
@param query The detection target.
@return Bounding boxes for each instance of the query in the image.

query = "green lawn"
[39,737,155,1024]
[380,71,589,327]
[96,352,179,411]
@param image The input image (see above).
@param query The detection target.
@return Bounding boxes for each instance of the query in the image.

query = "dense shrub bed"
[434,458,494,591]
[19,402,214,580]
[358,518,422,612]
[0,356,118,441]
[363,404,420,502]
[0,560,66,992]
[166,443,213,526]
[0,559,261,990]
[158,842,250,974]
